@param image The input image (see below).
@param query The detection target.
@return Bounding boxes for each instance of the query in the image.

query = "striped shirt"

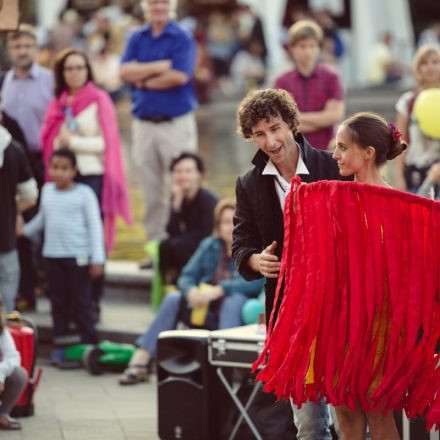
[23,183,105,263]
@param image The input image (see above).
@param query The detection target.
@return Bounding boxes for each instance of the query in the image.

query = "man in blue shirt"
[120,0,198,243]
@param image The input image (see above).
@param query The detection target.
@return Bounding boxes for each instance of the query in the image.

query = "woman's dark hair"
[237,88,300,139]
[169,151,205,174]
[53,47,95,97]
[50,148,77,168]
[341,112,408,165]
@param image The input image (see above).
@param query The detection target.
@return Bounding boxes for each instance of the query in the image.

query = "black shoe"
[138,260,153,270]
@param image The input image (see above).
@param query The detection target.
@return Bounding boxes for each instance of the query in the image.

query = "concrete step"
[104,260,152,303]
[27,296,154,345]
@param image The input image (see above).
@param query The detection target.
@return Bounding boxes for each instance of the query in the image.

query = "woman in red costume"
[331,113,406,438]
[254,112,440,439]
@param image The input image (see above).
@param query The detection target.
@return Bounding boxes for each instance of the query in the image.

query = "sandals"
[0,415,21,430]
[118,364,149,385]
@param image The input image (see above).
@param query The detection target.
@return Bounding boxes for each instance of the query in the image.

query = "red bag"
[7,315,42,417]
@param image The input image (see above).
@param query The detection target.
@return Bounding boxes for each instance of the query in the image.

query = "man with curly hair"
[232,88,347,439]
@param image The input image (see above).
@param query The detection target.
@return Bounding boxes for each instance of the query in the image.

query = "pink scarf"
[41,81,132,252]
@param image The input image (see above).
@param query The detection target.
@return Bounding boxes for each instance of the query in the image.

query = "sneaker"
[50,348,81,369]
[138,259,153,270]
[50,348,65,366]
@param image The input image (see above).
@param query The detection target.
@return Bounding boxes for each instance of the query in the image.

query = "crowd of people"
[0,0,439,435]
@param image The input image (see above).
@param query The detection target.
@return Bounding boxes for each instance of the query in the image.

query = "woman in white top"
[395,44,440,192]
[41,48,132,318]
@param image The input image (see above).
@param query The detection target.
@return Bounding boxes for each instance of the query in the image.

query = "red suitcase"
[6,314,42,417]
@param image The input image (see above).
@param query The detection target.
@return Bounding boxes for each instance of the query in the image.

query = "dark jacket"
[160,187,218,275]
[232,133,349,322]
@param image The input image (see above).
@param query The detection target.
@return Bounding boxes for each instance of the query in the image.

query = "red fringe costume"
[253,179,440,430]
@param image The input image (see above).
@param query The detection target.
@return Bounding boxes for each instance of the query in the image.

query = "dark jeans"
[45,258,98,346]
[74,174,105,308]
[159,238,198,284]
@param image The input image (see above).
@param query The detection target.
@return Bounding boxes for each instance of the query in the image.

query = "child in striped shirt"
[22,149,105,367]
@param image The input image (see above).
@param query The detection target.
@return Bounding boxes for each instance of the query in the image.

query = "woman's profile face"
[63,53,89,93]
[418,52,440,85]
[218,207,235,244]
[333,125,370,177]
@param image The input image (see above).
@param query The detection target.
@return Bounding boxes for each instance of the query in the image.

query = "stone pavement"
[3,359,158,440]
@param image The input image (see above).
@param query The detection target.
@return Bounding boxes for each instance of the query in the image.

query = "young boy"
[22,149,104,366]
[274,19,345,150]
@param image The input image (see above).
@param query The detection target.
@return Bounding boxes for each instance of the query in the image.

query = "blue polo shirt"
[121,21,197,118]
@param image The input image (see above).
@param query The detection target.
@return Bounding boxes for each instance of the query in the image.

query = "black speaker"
[157,329,231,440]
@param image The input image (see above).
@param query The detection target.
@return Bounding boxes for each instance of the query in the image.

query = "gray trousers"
[0,250,20,313]
[131,112,197,241]
[0,366,27,416]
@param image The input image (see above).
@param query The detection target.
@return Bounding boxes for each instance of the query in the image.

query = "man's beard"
[15,58,33,69]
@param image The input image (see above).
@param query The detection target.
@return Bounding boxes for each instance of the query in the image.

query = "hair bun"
[387,139,408,160]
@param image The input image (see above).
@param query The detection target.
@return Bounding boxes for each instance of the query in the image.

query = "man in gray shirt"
[1,24,53,187]
[1,24,53,311]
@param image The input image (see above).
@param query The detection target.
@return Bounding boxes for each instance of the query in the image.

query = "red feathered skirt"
[253,179,440,430]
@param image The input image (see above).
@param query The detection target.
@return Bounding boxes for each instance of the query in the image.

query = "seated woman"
[158,152,218,283]
[0,296,28,430]
[119,197,264,385]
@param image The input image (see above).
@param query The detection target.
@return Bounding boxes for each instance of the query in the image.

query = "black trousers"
[45,258,98,346]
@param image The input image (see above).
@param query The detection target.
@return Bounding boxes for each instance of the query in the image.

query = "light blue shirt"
[23,183,105,264]
[1,63,53,151]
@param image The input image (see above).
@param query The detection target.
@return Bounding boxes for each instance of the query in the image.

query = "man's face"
[145,0,172,25]
[252,114,296,169]
[8,35,37,70]
[289,37,320,70]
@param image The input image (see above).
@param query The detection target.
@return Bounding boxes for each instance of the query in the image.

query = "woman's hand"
[187,287,210,308]
[57,129,73,148]
[202,285,224,301]
[171,184,184,212]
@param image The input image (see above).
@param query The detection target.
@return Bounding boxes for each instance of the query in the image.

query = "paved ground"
[4,360,158,440]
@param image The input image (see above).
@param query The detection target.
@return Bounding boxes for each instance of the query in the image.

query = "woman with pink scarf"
[41,47,132,319]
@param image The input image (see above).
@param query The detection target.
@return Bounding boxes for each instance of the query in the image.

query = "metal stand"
[216,367,263,440]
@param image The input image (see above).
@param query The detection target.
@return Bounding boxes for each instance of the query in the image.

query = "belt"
[139,115,173,123]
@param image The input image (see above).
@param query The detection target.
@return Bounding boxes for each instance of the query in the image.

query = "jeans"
[0,250,20,313]
[45,258,97,345]
[136,291,248,358]
[291,400,332,440]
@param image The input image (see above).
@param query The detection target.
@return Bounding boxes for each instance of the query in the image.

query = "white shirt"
[55,102,105,175]
[262,149,309,211]
[0,329,21,383]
